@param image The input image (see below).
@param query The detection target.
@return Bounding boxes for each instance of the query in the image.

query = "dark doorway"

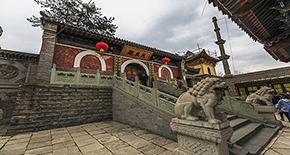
[124,64,145,81]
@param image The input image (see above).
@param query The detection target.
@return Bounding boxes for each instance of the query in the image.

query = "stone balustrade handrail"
[50,64,177,116]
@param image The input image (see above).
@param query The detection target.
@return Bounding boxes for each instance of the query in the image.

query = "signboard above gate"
[120,45,154,60]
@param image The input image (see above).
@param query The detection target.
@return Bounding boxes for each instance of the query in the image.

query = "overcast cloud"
[0,0,289,75]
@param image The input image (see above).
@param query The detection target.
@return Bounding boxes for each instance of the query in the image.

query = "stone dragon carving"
[245,87,274,106]
[174,77,227,124]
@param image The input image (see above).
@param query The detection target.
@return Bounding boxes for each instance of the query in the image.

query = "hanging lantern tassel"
[161,57,170,64]
[96,42,109,52]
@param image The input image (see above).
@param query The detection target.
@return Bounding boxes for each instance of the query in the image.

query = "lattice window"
[239,88,247,97]
[273,84,284,94]
[259,85,268,88]
[247,86,257,92]
[283,83,290,92]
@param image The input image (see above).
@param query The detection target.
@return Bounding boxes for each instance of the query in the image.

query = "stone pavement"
[261,113,290,155]
[0,121,177,155]
[0,113,290,155]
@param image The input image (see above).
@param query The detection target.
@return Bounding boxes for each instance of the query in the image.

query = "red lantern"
[161,57,170,64]
[96,42,109,52]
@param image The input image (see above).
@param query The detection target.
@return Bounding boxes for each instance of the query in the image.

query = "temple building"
[36,17,185,85]
[183,50,220,87]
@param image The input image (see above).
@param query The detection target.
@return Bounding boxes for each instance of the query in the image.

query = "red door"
[125,64,140,81]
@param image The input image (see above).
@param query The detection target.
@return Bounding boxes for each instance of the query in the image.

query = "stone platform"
[0,116,289,155]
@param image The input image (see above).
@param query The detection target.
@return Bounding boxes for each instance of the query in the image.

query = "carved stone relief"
[0,64,19,79]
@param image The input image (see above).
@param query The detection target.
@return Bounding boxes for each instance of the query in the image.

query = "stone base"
[170,118,233,155]
[254,105,282,126]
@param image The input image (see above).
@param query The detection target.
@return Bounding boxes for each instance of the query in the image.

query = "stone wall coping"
[171,118,230,130]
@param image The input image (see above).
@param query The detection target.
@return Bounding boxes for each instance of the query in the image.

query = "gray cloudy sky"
[0,0,289,75]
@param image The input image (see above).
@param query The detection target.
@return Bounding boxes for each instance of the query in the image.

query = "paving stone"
[111,146,143,155]
[0,142,27,154]
[162,142,178,151]
[0,137,10,148]
[263,149,281,155]
[52,140,76,150]
[104,140,129,151]
[51,129,69,136]
[25,145,52,154]
[271,135,290,149]
[98,135,119,144]
[72,135,92,142]
[271,148,290,155]
[74,137,97,147]
[30,135,51,143]
[70,131,89,137]
[149,136,175,146]
[92,133,112,139]
[158,149,173,155]
[5,138,30,145]
[0,148,26,155]
[119,133,138,142]
[52,135,73,144]
[138,143,166,155]
[111,131,132,137]
[132,129,150,136]
[27,140,52,150]
[53,146,81,155]
[138,133,160,140]
[85,147,113,155]
[9,133,32,140]
[32,130,51,137]
[78,142,104,154]
[128,138,152,149]
[67,127,84,133]
[87,129,106,135]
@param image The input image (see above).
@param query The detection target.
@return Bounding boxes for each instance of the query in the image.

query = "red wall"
[53,44,179,78]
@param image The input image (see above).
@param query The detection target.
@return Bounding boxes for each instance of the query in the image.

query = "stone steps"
[227,114,281,155]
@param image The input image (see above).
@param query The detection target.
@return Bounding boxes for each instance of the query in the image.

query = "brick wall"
[112,87,177,141]
[0,91,18,125]
[7,84,112,135]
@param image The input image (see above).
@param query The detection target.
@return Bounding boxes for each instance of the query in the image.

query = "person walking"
[275,93,290,122]
[176,77,187,92]
[137,71,148,86]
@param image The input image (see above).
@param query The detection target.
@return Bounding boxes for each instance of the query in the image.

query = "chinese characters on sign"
[120,45,153,60]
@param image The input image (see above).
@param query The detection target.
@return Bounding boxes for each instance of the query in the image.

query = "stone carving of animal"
[245,87,274,105]
[174,77,227,124]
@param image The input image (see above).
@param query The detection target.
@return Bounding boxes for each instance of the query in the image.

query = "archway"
[74,50,106,71]
[121,59,149,78]
[158,65,173,79]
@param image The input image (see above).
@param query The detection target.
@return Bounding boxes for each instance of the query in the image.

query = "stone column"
[170,118,233,155]
[253,105,282,126]
[36,20,57,84]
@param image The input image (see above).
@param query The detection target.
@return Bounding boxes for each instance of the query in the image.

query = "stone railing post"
[76,67,81,84]
[135,76,139,97]
[113,72,117,86]
[50,64,56,83]
[167,77,171,92]
[152,80,158,106]
[155,76,159,90]
[122,72,126,90]
[225,89,233,111]
[96,69,100,85]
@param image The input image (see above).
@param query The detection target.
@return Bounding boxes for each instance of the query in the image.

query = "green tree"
[27,0,118,36]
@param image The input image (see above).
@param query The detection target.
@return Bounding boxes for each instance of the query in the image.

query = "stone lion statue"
[245,87,274,105]
[174,77,227,124]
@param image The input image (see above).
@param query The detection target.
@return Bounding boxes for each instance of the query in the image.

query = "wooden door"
[125,64,140,81]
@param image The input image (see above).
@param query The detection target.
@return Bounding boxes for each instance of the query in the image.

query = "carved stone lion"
[174,77,227,124]
[245,87,274,105]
